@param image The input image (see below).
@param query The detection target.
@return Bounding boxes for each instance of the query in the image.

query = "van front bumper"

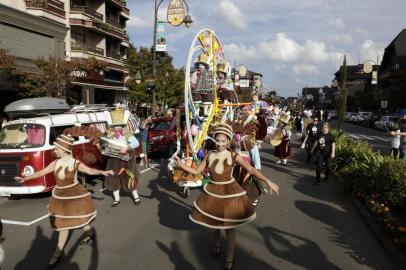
[0,185,46,196]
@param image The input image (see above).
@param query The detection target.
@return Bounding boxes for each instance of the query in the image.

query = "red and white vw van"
[0,98,112,197]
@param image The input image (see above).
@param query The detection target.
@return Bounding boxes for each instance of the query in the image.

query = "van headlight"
[23,166,35,176]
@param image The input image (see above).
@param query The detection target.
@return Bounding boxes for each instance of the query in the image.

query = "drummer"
[275,111,292,165]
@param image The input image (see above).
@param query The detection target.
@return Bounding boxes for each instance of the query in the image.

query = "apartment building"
[1,0,131,105]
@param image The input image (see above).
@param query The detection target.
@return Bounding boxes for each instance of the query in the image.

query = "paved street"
[333,121,392,155]
[0,137,395,270]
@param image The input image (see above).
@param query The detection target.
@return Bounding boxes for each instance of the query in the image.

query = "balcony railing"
[26,0,65,17]
[71,44,104,56]
[91,19,125,37]
[108,0,129,14]
[71,6,103,21]
[106,17,122,29]
[106,51,125,61]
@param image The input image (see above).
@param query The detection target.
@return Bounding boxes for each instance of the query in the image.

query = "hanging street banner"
[167,0,186,27]
[156,21,166,52]
[371,71,378,85]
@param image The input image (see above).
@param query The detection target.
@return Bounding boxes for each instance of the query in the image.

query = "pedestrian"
[173,123,279,270]
[388,123,400,158]
[310,122,336,185]
[305,116,322,163]
[140,118,151,167]
[15,134,114,268]
[390,110,406,160]
[295,114,302,133]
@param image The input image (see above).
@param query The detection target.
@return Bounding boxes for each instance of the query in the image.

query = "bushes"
[376,160,406,207]
[331,130,406,207]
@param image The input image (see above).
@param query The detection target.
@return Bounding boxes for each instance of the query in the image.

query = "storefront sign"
[71,70,87,78]
[372,71,378,85]
[156,22,166,52]
[167,0,186,27]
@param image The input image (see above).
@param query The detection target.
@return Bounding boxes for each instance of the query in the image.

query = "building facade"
[1,0,131,105]
[0,2,67,111]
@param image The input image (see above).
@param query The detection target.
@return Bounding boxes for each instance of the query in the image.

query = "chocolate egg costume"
[189,124,256,229]
[48,135,96,230]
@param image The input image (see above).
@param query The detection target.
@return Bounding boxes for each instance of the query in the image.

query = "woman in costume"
[173,123,279,270]
[275,111,292,165]
[15,134,114,268]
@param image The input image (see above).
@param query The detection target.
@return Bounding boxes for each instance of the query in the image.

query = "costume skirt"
[105,157,139,192]
[190,179,256,229]
[275,139,291,159]
[48,182,96,231]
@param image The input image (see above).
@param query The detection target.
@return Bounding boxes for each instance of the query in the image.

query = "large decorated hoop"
[184,29,227,158]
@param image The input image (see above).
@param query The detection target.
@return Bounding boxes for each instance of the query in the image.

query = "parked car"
[374,116,399,131]
[345,112,358,122]
[353,112,373,124]
[148,117,177,156]
[361,113,380,128]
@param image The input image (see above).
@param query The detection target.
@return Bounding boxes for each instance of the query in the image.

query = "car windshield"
[0,123,46,149]
[149,121,170,131]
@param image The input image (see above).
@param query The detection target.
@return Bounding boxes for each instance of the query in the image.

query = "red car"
[148,117,177,156]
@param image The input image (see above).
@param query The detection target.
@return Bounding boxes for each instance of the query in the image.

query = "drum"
[270,130,283,146]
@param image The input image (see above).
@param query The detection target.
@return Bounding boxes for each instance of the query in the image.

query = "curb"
[333,174,406,269]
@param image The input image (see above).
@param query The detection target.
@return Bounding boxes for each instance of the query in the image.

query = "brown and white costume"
[48,136,96,231]
[190,150,256,229]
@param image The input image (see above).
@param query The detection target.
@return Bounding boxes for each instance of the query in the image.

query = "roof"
[381,29,406,69]
[334,64,379,81]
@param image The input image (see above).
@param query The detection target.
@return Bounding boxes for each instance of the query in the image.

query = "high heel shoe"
[80,231,95,245]
[212,242,222,258]
[224,259,234,270]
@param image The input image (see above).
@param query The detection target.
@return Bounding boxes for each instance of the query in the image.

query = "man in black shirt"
[310,123,336,185]
[305,117,322,163]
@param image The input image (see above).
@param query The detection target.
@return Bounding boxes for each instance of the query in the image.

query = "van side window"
[49,126,73,144]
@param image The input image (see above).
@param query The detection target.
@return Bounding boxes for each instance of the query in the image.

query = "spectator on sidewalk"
[310,122,335,185]
[305,116,322,163]
[389,123,400,158]
[390,110,406,160]
[140,118,151,167]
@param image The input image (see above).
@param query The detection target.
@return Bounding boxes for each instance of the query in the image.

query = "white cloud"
[327,18,345,29]
[258,33,302,62]
[127,14,151,29]
[328,34,353,45]
[293,63,320,76]
[360,40,385,63]
[304,40,329,62]
[214,0,248,30]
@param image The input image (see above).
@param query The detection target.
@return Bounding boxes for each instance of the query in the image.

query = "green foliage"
[376,160,406,207]
[332,129,406,207]
[126,46,185,108]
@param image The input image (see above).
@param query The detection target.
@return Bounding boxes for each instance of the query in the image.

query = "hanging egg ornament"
[191,124,198,136]
[197,148,204,159]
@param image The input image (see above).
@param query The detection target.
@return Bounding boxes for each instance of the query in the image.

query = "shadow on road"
[156,241,196,270]
[258,225,341,270]
[14,226,100,270]
[294,200,393,270]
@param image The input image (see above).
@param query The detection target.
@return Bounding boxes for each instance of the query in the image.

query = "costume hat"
[54,134,74,153]
[279,111,291,124]
[213,123,233,140]
[194,53,210,70]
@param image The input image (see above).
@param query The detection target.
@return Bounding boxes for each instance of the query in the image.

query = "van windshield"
[0,124,46,149]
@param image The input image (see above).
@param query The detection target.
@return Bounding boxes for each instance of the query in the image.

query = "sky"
[126,0,406,97]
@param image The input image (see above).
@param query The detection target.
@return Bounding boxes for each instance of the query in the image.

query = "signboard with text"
[167,0,185,27]
[156,22,166,52]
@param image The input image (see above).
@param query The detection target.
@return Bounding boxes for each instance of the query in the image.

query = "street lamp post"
[151,0,192,116]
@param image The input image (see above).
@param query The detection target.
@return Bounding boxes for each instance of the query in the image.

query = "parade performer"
[105,106,141,207]
[190,54,211,116]
[15,134,114,268]
[173,123,279,270]
[310,122,335,185]
[275,111,292,165]
[304,116,321,163]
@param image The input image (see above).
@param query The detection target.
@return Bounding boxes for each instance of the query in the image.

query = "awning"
[72,81,128,91]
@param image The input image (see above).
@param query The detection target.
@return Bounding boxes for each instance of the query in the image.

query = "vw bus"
[0,98,113,197]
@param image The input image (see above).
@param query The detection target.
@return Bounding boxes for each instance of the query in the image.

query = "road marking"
[3,164,161,226]
[349,133,390,142]
[1,214,49,226]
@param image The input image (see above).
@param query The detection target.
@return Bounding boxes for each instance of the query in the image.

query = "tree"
[126,45,185,108]
[336,54,348,130]
[0,49,106,100]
